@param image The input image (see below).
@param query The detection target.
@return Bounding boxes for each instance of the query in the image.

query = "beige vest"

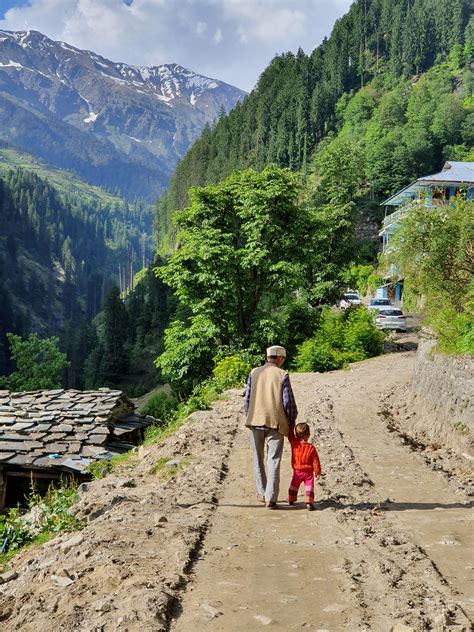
[245,362,289,437]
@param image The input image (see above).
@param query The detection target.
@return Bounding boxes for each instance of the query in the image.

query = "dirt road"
[2,351,472,631]
[170,352,473,631]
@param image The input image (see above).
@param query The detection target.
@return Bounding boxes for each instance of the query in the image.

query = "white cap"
[266,345,286,358]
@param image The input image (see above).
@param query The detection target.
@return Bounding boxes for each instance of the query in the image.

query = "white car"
[375,308,407,331]
[339,292,362,309]
[367,298,392,311]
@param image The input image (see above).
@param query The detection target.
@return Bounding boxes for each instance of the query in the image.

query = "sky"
[0,0,353,92]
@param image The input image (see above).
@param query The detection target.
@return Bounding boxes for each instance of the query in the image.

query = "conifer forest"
[0,0,472,395]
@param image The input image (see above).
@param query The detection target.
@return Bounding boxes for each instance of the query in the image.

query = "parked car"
[339,292,362,309]
[367,298,392,311]
[375,308,407,331]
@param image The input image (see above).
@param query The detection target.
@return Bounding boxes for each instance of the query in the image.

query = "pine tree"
[101,286,129,385]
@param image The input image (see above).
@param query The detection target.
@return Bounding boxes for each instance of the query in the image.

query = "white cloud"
[213,27,222,44]
[220,0,306,43]
[0,0,353,91]
[196,21,207,36]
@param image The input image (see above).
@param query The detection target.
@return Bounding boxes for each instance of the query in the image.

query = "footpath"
[171,352,473,632]
[0,352,472,631]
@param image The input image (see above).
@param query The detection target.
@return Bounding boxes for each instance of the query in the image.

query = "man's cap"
[266,345,286,358]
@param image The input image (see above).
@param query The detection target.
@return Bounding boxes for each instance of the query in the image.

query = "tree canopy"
[386,197,474,353]
[156,166,359,390]
[0,333,68,391]
[156,0,473,249]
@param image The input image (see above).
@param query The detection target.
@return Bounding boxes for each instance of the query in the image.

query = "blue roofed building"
[377,161,474,303]
[380,161,474,251]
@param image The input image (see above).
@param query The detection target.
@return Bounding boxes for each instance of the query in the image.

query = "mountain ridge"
[0,29,246,199]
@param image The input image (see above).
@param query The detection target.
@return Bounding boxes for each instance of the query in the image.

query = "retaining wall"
[388,330,473,479]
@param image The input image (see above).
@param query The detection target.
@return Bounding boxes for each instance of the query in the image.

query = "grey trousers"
[249,427,284,503]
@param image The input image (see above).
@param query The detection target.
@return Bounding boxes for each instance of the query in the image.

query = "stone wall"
[386,330,473,482]
[413,332,473,431]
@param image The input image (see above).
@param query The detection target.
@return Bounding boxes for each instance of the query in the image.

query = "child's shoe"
[306,503,315,511]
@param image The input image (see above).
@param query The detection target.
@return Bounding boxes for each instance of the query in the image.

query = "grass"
[150,456,192,478]
[0,479,83,568]
[86,451,139,479]
[0,531,56,572]
[0,147,124,205]
[453,421,469,434]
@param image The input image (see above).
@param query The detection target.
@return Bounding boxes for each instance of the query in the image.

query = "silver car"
[367,298,392,311]
[339,293,362,309]
[375,308,407,331]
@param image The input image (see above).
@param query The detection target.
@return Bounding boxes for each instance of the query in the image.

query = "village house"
[377,161,474,302]
[0,388,156,511]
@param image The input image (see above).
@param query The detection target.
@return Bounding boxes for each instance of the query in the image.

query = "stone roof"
[0,388,156,473]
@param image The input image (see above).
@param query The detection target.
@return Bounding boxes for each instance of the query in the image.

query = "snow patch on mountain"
[84,111,98,123]
[0,29,245,114]
[0,60,22,69]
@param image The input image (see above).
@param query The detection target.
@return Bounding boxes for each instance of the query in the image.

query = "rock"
[60,533,84,553]
[94,598,115,613]
[118,479,136,488]
[200,602,221,619]
[0,571,18,584]
[77,482,90,494]
[21,505,43,536]
[51,574,74,587]
[153,514,169,526]
[38,558,55,569]
[254,614,273,625]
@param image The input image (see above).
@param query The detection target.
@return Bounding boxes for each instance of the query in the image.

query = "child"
[288,422,321,511]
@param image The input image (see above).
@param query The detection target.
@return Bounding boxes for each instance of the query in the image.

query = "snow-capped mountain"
[0,30,246,199]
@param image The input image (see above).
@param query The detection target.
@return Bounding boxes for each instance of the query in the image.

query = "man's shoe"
[306,503,315,511]
[266,501,277,509]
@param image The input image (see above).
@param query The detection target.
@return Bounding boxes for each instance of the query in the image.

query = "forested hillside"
[0,168,153,380]
[2,0,472,397]
[157,0,473,247]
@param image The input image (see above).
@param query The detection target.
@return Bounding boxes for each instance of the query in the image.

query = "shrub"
[87,452,138,479]
[212,355,252,390]
[140,391,177,424]
[431,306,474,354]
[386,198,473,355]
[28,479,82,534]
[0,479,82,559]
[294,339,343,372]
[0,508,35,553]
[343,308,385,357]
[294,307,384,372]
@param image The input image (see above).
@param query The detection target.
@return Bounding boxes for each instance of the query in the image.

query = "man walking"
[244,345,298,508]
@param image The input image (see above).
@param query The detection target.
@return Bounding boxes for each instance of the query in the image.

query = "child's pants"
[288,468,314,504]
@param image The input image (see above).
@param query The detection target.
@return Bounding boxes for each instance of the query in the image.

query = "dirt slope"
[1,351,472,631]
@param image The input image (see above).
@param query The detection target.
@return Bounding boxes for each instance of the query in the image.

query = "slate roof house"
[376,161,474,302]
[0,388,156,510]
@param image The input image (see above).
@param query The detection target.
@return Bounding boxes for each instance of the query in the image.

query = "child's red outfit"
[288,431,321,505]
